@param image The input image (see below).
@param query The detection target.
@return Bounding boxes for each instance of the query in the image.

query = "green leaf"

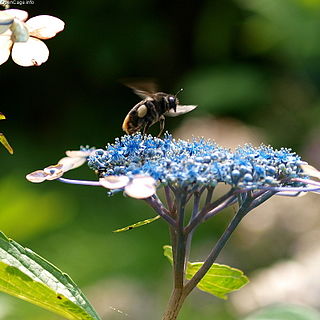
[0,113,13,154]
[113,215,160,232]
[0,231,101,320]
[243,304,320,320]
[163,245,249,299]
[0,133,13,154]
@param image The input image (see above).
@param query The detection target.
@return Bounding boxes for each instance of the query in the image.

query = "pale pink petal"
[43,164,64,180]
[300,164,320,179]
[65,150,92,158]
[4,9,28,22]
[26,170,49,183]
[125,176,156,199]
[131,175,157,185]
[26,15,64,39]
[11,37,48,67]
[58,156,87,172]
[0,35,12,65]
[99,176,130,189]
[10,19,29,42]
[0,12,14,34]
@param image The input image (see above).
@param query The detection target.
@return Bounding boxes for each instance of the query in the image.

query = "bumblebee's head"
[168,95,177,112]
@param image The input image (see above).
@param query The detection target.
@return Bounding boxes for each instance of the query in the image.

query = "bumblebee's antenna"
[175,88,184,98]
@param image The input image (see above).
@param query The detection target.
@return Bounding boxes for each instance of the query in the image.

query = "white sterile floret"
[58,156,87,172]
[0,9,64,66]
[99,176,130,189]
[100,175,156,199]
[124,175,156,199]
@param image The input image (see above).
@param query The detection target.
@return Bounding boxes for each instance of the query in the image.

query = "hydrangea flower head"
[88,133,307,191]
[27,133,320,204]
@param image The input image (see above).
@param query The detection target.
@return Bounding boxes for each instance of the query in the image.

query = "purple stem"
[144,196,176,227]
[203,195,238,221]
[57,177,102,186]
[254,185,320,192]
[165,186,175,214]
[185,189,235,234]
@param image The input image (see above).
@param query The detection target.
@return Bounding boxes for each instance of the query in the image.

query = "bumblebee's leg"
[142,122,151,135]
[157,116,166,137]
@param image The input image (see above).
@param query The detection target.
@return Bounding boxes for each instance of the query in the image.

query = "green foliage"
[181,66,269,114]
[0,176,75,240]
[163,245,249,299]
[0,231,100,320]
[113,215,160,232]
[243,304,320,320]
[0,113,13,154]
[239,0,320,62]
[0,134,13,155]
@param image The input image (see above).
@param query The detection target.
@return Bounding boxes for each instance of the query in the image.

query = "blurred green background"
[1,0,320,319]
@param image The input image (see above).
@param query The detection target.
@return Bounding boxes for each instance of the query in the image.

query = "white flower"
[0,9,64,66]
[26,150,91,183]
[99,175,157,199]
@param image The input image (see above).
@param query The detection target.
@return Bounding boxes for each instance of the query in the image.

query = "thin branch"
[144,196,176,227]
[204,186,214,207]
[173,191,187,289]
[292,177,320,187]
[203,195,238,221]
[249,190,276,210]
[164,185,175,214]
[58,177,102,186]
[184,193,253,296]
[185,189,235,234]
[185,192,201,264]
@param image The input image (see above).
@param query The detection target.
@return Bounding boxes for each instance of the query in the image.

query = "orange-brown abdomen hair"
[122,113,131,134]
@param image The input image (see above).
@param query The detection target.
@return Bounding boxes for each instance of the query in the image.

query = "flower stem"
[162,192,188,320]
[144,196,176,227]
[184,194,252,296]
[185,189,235,234]
[57,177,102,186]
[165,185,176,214]
[185,192,201,264]
[174,191,187,288]
[162,288,187,320]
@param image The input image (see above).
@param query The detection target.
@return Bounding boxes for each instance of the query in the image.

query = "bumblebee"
[122,84,197,137]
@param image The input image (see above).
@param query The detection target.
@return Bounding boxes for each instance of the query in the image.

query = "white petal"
[125,176,156,199]
[0,12,14,34]
[99,175,130,189]
[131,175,157,185]
[11,37,49,66]
[300,164,320,179]
[26,170,49,183]
[0,35,12,65]
[10,19,29,42]
[65,150,92,158]
[58,156,87,172]
[4,9,28,22]
[165,105,198,117]
[26,15,65,39]
[43,164,64,180]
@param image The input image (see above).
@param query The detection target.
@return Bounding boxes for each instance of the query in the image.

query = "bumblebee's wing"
[165,105,197,117]
[123,79,159,99]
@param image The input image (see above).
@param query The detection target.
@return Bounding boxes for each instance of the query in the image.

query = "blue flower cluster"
[87,134,307,189]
